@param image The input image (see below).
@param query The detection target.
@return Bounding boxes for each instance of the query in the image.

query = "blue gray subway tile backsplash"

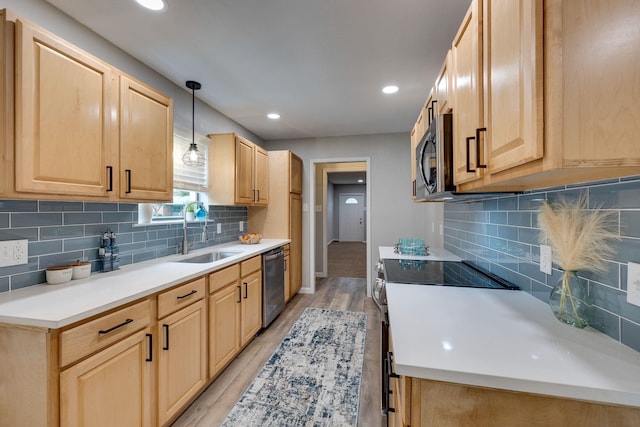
[444,174,640,353]
[0,202,248,292]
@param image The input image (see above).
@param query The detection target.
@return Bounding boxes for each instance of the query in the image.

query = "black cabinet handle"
[106,166,113,192]
[162,324,169,350]
[257,189,260,202]
[237,285,241,303]
[412,179,416,197]
[177,290,197,300]
[386,351,400,379]
[466,136,476,173]
[476,127,487,169]
[284,259,288,271]
[243,282,248,299]
[125,169,132,193]
[146,333,153,362]
[427,106,433,126]
[252,189,256,202]
[431,100,438,123]
[98,318,133,335]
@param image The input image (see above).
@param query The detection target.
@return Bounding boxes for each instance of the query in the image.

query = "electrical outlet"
[239,221,244,232]
[217,223,222,234]
[540,244,552,275]
[627,262,640,308]
[0,239,28,267]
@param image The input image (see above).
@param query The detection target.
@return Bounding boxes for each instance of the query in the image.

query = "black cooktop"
[382,259,519,290]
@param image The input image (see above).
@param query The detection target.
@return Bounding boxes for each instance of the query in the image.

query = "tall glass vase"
[549,270,591,328]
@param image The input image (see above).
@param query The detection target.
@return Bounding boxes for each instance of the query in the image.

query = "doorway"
[308,158,371,294]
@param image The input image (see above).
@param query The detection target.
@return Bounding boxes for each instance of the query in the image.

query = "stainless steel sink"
[176,251,241,263]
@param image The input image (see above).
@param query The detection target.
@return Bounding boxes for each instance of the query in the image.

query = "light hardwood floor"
[171,277,384,427]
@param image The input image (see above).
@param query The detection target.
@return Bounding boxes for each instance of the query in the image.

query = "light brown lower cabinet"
[393,375,640,426]
[156,279,207,426]
[208,257,262,380]
[209,264,242,378]
[59,327,154,427]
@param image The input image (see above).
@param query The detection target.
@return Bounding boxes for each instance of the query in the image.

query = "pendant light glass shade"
[182,80,205,168]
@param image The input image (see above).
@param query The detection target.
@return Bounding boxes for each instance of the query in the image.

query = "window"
[344,197,359,204]
[138,128,209,224]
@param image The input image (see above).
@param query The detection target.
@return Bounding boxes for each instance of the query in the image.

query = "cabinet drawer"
[209,264,240,294]
[241,255,261,277]
[158,277,206,319]
[60,299,152,367]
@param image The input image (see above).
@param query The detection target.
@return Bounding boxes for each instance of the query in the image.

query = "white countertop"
[378,246,461,261]
[0,239,289,329]
[386,284,640,407]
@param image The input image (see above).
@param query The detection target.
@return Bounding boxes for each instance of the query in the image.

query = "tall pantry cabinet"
[249,150,303,300]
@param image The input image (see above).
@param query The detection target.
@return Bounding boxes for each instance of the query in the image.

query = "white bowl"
[46,266,73,285]
[69,262,91,280]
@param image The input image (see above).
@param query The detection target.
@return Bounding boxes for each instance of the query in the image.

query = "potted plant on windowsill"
[185,203,196,222]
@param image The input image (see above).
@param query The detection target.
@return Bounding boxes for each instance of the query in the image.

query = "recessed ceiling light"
[382,85,399,94]
[267,113,280,119]
[135,0,166,11]
[357,179,364,183]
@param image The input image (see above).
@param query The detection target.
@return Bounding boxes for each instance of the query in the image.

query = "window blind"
[173,131,208,192]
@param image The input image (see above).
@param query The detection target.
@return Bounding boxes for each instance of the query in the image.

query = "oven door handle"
[372,278,385,311]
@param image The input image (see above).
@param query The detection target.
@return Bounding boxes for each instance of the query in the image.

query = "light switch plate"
[239,221,244,232]
[216,223,222,234]
[540,244,552,275]
[627,262,640,307]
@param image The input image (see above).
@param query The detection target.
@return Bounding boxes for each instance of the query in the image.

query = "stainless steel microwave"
[415,112,454,201]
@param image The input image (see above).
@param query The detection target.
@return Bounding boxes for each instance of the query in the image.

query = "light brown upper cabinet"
[451,0,640,192]
[208,133,269,206]
[452,0,542,187]
[14,17,118,198]
[119,75,173,201]
[452,0,543,188]
[435,50,453,115]
[5,12,173,202]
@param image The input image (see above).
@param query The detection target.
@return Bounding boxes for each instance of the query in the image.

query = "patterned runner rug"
[221,307,368,426]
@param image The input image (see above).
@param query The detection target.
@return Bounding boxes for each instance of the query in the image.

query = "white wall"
[265,133,444,293]
[3,0,262,145]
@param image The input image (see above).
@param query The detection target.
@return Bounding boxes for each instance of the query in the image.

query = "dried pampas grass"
[538,195,619,273]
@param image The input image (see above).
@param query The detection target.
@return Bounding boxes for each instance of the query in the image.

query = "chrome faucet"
[182,201,209,255]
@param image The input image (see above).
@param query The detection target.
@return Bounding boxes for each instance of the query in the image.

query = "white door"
[339,194,365,242]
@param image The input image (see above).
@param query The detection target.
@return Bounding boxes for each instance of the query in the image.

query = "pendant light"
[182,80,205,168]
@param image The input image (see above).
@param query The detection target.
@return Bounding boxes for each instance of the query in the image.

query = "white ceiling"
[46,0,469,141]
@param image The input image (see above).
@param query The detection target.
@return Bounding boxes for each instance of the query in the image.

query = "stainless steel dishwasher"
[262,247,285,328]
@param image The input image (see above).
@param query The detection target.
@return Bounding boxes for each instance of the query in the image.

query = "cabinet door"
[235,137,255,204]
[290,193,303,296]
[483,0,543,174]
[60,328,153,427]
[15,20,117,197]
[290,152,303,195]
[157,299,207,426]
[435,50,453,114]
[120,75,173,201]
[254,145,269,205]
[452,0,484,185]
[209,283,241,377]
[240,270,262,346]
